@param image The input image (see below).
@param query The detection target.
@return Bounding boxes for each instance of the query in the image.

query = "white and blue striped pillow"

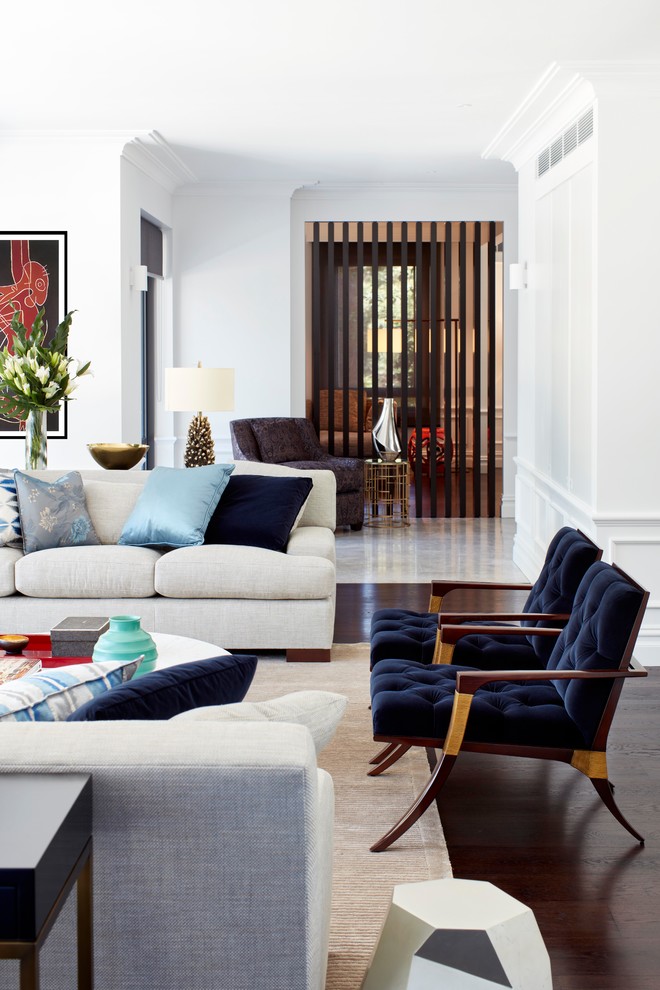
[0,469,22,547]
[0,657,142,722]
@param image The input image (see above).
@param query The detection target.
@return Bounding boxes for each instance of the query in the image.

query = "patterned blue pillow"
[0,469,22,547]
[0,657,142,722]
[13,470,101,554]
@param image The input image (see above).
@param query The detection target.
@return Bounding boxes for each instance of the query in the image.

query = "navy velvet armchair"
[368,561,649,851]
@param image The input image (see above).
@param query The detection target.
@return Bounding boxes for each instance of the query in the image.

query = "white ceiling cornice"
[482,63,594,171]
[483,60,660,171]
[292,180,518,200]
[122,131,198,193]
[175,179,313,198]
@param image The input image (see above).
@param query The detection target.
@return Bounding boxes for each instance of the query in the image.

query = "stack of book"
[0,657,42,685]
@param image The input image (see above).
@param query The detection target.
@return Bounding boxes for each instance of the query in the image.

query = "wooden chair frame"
[369,566,648,852]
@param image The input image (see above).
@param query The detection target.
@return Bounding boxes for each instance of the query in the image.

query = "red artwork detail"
[0,240,49,349]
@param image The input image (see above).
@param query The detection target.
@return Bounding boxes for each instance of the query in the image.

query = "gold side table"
[364,459,410,527]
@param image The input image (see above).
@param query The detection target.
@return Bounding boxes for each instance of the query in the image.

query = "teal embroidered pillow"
[118,464,235,548]
[0,469,22,547]
[13,470,101,554]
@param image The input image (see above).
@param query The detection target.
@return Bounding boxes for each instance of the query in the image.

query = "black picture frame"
[0,232,68,438]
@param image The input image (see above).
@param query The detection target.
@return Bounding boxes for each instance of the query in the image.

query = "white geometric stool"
[362,878,552,990]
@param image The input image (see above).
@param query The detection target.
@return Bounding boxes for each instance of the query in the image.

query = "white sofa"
[0,719,334,990]
[0,461,337,659]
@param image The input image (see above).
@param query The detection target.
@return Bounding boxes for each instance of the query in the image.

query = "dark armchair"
[230,417,364,530]
[368,561,649,851]
[370,527,602,668]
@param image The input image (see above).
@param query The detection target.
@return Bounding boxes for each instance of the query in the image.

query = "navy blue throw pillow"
[204,475,313,552]
[67,654,257,721]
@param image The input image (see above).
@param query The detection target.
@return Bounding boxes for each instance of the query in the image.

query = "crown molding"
[175,179,311,197]
[484,60,660,171]
[122,131,198,192]
[292,180,518,200]
[482,63,594,170]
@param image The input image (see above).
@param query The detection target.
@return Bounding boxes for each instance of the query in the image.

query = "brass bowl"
[87,443,149,470]
[0,634,30,654]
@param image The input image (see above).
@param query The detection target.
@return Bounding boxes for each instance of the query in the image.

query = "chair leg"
[369,741,399,765]
[590,777,645,844]
[368,743,411,776]
[370,750,458,852]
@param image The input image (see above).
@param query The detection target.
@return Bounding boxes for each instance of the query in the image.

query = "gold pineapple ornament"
[184,412,216,467]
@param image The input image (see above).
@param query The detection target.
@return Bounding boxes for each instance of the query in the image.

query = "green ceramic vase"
[92,615,158,677]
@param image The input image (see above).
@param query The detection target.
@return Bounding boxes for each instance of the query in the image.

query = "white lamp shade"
[165,367,235,412]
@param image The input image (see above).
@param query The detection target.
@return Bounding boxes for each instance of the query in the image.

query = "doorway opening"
[306,221,503,517]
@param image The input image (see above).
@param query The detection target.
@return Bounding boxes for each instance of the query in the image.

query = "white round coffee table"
[149,633,229,671]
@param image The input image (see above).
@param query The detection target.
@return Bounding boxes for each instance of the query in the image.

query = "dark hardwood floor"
[335,582,660,990]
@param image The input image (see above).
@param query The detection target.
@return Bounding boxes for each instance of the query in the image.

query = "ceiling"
[5,0,660,185]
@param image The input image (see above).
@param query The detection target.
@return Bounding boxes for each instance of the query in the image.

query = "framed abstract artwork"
[0,232,68,438]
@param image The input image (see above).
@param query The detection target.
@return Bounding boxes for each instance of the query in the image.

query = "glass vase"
[25,409,47,470]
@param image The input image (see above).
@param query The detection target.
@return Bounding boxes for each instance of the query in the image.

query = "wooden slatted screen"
[308,221,503,518]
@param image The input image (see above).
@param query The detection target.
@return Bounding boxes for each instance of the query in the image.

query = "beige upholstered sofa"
[0,719,333,989]
[0,461,337,660]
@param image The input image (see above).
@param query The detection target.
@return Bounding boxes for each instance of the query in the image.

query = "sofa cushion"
[119,464,234,548]
[15,545,162,598]
[250,418,310,463]
[84,481,144,544]
[173,689,347,754]
[0,469,22,547]
[14,470,101,554]
[0,657,141,722]
[67,654,258,721]
[0,546,23,597]
[155,544,335,599]
[204,475,313,552]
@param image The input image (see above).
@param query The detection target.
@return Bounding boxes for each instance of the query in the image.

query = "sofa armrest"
[0,721,332,990]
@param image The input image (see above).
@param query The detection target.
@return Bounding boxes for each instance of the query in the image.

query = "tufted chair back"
[521,527,601,663]
[547,562,647,746]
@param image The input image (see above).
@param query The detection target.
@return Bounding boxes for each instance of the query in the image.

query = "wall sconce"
[130,265,149,292]
[165,362,235,467]
[509,262,528,290]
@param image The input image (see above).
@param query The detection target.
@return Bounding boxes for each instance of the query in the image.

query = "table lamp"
[165,362,235,467]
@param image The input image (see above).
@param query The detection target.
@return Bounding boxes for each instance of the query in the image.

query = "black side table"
[0,774,93,990]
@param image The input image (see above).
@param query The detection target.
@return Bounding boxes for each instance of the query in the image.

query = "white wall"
[291,183,519,513]
[171,182,297,462]
[0,134,130,470]
[119,155,175,463]
[495,65,660,663]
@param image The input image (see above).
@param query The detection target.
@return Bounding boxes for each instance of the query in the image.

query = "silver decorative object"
[372,398,401,462]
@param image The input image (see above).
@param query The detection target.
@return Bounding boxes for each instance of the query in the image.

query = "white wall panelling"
[491,62,660,662]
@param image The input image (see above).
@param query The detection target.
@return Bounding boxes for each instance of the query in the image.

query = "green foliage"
[0,304,91,421]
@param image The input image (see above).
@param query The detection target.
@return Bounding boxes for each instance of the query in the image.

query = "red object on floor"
[408,428,449,475]
[0,634,92,667]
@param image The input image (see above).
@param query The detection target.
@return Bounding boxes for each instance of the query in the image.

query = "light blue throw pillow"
[13,470,101,554]
[118,464,235,548]
[0,657,142,722]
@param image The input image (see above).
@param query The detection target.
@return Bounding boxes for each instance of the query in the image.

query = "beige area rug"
[246,643,453,990]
